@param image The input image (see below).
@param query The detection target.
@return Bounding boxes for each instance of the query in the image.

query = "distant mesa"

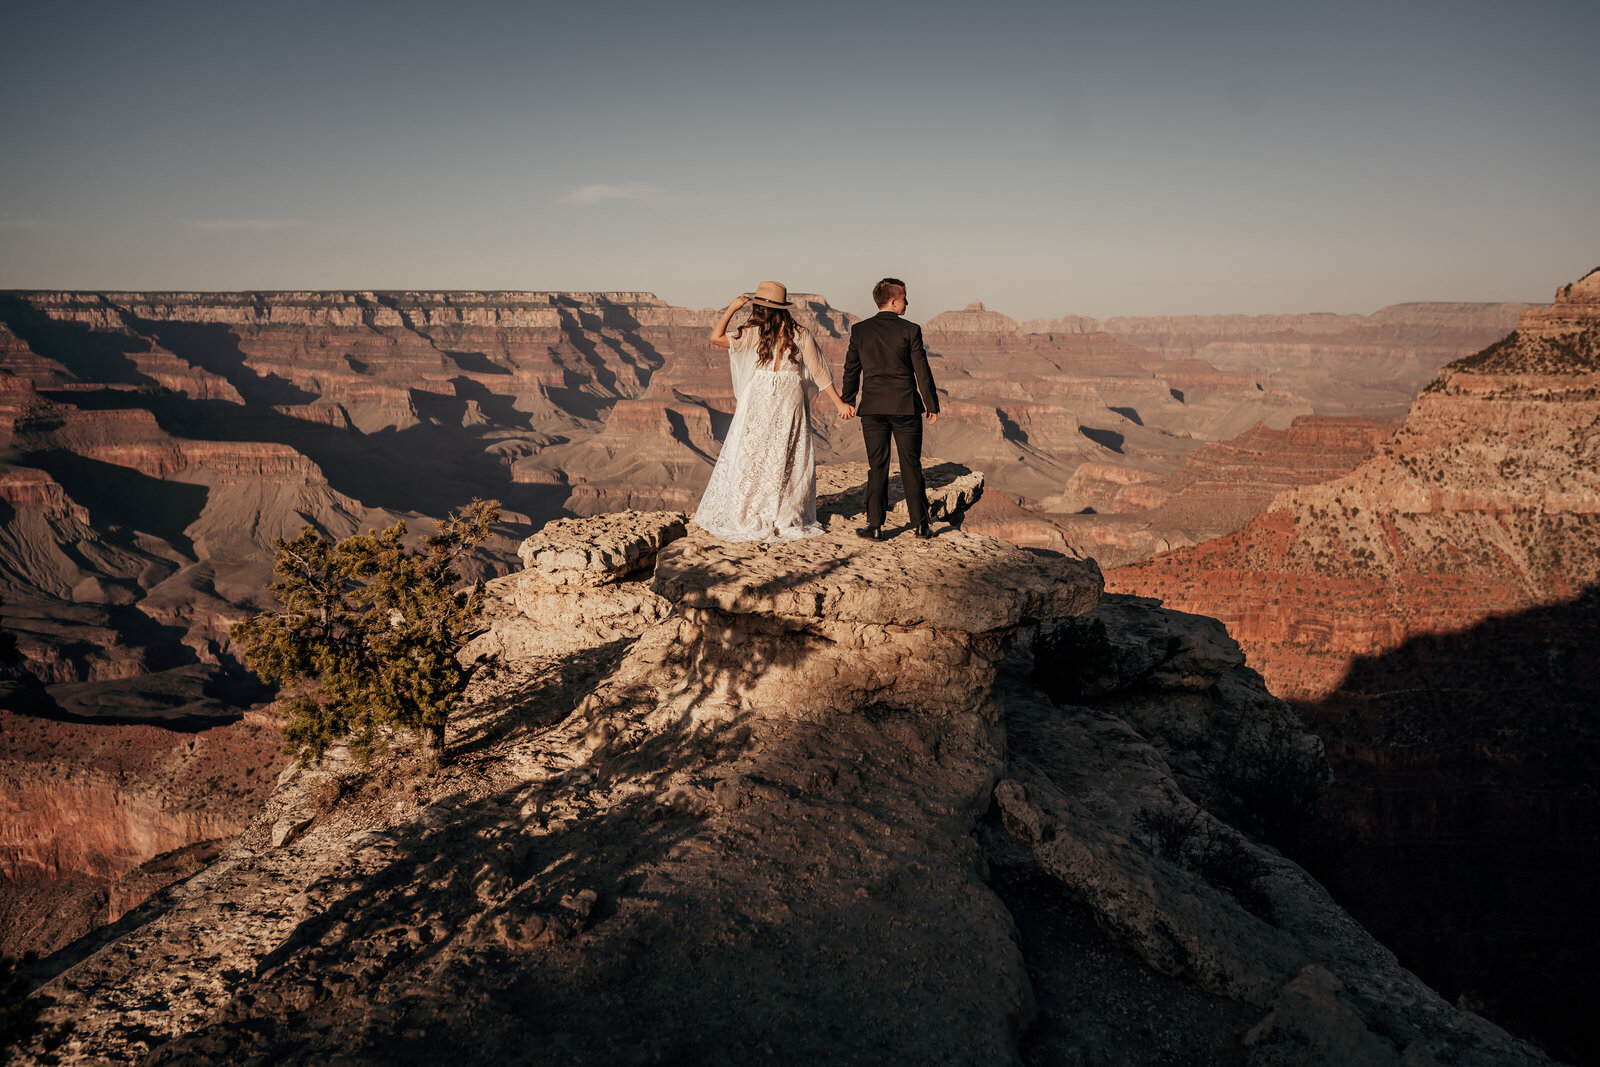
[926,301,1022,333]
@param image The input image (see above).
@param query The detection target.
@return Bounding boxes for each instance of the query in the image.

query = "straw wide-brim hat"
[747,280,793,309]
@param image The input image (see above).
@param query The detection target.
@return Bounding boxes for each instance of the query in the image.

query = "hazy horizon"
[0,284,1558,325]
[2,0,1595,321]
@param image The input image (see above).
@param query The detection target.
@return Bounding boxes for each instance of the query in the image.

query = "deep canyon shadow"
[34,386,558,524]
[122,316,318,406]
[0,294,157,388]
[1293,585,1600,1065]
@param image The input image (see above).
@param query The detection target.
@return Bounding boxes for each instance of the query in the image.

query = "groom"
[840,277,940,540]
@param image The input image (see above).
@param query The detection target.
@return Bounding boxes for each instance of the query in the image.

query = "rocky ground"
[14,472,1549,1066]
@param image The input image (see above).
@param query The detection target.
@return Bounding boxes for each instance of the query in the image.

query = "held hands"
[836,403,856,420]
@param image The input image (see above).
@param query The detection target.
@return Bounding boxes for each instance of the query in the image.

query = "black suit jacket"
[840,311,939,416]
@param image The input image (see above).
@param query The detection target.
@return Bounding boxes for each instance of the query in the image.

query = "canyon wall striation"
[0,286,1532,981]
[1108,268,1600,1061]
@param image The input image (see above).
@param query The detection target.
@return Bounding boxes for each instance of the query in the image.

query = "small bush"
[1034,616,1119,702]
[1134,802,1204,856]
[232,498,501,769]
[1219,716,1331,846]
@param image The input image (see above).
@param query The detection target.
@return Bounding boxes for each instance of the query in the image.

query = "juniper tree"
[231,499,500,769]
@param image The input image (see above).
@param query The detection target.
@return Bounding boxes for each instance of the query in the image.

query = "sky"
[1,0,1596,320]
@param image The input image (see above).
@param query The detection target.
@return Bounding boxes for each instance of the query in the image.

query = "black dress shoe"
[914,522,934,539]
[855,526,882,540]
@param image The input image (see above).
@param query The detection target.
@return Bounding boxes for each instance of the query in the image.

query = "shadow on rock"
[1293,585,1600,1065]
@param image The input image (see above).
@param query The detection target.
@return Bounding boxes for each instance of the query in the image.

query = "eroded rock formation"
[1110,271,1600,697]
[0,706,282,958]
[13,479,1549,1065]
[0,286,1537,1037]
[993,416,1398,568]
[1109,267,1600,1061]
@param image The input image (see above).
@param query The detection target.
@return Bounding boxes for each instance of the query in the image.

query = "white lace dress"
[694,327,833,543]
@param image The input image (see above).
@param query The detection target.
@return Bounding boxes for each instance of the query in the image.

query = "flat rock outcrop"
[21,483,1102,1064]
[816,458,984,527]
[468,511,686,662]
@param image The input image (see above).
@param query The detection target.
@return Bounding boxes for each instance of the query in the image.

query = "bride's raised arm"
[709,294,751,350]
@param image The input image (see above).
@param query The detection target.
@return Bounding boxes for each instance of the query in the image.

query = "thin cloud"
[182,218,305,233]
[562,183,661,206]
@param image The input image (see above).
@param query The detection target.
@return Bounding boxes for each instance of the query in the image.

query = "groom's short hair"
[873,278,906,309]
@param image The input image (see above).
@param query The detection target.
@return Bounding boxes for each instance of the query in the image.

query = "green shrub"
[232,499,500,769]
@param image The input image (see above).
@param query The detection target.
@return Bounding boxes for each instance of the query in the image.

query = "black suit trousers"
[860,413,927,529]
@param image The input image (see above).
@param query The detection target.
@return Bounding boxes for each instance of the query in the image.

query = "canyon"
[0,288,1519,701]
[1110,267,1600,1062]
[0,284,1547,1057]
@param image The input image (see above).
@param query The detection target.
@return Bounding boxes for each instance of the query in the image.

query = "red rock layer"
[1108,270,1600,1059]
[1107,273,1600,696]
[0,706,284,956]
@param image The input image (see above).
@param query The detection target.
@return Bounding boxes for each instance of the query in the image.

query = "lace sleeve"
[727,329,757,404]
[796,329,832,390]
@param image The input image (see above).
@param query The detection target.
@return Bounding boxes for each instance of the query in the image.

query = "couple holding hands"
[693,277,941,544]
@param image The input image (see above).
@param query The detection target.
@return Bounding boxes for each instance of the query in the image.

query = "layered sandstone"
[0,286,1543,1005]
[1110,325,1600,695]
[1109,268,1600,1060]
[925,301,1023,332]
[0,706,283,958]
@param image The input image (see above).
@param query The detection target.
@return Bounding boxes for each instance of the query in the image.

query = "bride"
[694,281,855,542]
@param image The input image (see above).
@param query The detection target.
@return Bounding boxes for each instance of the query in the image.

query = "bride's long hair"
[733,305,803,368]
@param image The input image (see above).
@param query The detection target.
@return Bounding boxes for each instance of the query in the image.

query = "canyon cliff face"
[966,416,1397,566]
[12,481,1550,1066]
[0,287,1529,977]
[1059,302,1532,421]
[1110,273,1600,699]
[1109,268,1600,1062]
[0,706,283,958]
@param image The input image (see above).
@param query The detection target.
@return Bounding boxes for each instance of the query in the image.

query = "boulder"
[515,510,688,587]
